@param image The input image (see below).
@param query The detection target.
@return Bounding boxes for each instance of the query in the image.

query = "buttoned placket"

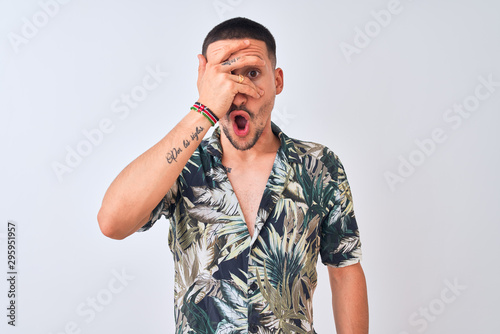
[247,250,260,333]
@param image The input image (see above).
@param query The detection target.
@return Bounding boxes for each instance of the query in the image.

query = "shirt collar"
[206,122,301,164]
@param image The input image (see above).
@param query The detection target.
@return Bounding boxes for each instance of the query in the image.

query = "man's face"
[206,39,284,151]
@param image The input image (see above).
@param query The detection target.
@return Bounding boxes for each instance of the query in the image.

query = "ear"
[274,68,284,95]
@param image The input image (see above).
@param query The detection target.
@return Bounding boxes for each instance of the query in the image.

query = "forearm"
[329,263,369,334]
[97,109,211,239]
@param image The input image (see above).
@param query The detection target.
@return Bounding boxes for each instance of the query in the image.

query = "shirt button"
[249,282,258,292]
[249,324,259,333]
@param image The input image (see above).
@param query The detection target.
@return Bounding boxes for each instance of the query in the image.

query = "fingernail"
[244,40,250,45]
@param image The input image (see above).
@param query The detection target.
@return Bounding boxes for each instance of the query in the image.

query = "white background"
[1,0,499,333]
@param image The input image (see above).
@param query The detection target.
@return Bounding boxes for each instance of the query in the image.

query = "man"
[98,17,368,334]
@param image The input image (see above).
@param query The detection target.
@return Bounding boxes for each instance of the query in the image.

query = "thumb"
[197,54,207,90]
[197,54,207,76]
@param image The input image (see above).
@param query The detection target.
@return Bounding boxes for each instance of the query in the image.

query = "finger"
[219,55,266,72]
[228,74,263,99]
[234,82,263,99]
[197,54,207,89]
[209,39,250,64]
[232,74,245,85]
[197,54,207,77]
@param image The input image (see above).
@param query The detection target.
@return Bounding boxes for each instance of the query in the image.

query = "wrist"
[191,102,218,126]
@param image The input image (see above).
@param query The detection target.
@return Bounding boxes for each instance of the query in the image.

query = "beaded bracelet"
[191,102,218,126]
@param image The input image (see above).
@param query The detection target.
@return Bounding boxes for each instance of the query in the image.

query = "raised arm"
[97,39,264,239]
[97,111,211,239]
[328,262,369,334]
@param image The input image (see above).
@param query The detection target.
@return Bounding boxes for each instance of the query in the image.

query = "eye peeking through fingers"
[246,69,260,79]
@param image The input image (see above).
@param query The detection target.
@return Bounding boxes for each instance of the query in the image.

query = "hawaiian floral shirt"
[139,123,362,334]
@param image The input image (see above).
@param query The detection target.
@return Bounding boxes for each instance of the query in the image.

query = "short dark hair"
[202,17,277,67]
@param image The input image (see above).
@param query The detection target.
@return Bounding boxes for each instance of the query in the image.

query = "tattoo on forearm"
[223,165,232,173]
[221,57,239,66]
[166,147,182,164]
[166,126,205,164]
[191,126,204,141]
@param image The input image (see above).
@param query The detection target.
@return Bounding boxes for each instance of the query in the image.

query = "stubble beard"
[222,125,264,151]
[221,105,265,151]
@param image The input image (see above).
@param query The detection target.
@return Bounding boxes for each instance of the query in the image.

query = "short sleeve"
[319,150,362,267]
[136,179,179,232]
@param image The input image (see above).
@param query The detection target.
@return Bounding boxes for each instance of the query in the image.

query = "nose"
[232,92,247,106]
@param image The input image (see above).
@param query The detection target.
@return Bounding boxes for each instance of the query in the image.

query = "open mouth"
[235,115,247,130]
[230,111,250,137]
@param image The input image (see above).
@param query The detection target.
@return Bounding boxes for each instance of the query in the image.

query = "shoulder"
[285,135,346,180]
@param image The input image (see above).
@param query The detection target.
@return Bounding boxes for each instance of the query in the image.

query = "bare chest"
[224,160,275,237]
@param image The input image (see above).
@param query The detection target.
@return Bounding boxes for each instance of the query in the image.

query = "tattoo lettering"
[166,147,182,164]
[223,165,232,173]
[221,57,239,66]
[166,126,205,164]
[190,126,204,142]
